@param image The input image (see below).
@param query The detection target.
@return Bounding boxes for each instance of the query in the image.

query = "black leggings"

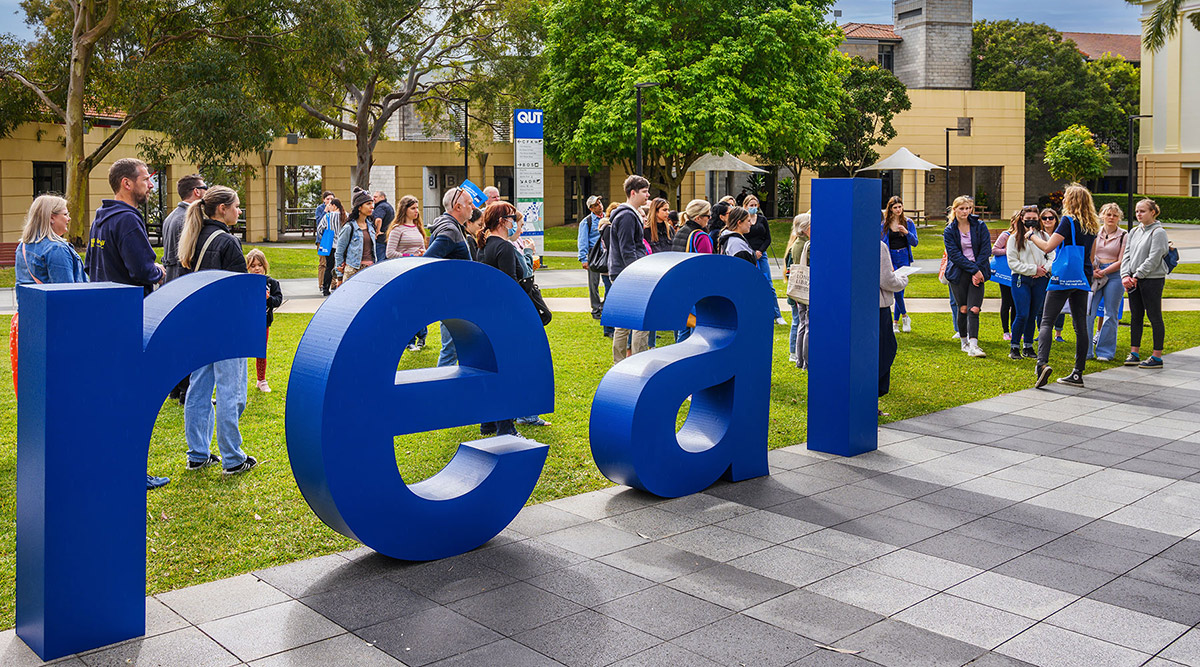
[950,277,985,340]
[1129,277,1166,351]
[999,284,1013,334]
[880,307,897,397]
[1037,288,1089,372]
[322,257,336,291]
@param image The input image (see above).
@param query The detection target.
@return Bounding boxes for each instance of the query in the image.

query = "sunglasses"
[1041,215,1056,220]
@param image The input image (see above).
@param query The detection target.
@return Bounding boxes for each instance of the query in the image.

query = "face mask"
[506,223,517,238]
[747,207,758,216]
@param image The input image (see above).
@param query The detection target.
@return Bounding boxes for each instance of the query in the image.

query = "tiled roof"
[840,22,901,41]
[1060,31,1142,63]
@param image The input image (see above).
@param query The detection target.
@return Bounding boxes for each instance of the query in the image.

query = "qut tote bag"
[1048,218,1089,291]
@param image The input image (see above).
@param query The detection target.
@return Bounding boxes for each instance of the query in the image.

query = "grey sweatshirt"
[879,241,909,307]
[1121,221,1170,280]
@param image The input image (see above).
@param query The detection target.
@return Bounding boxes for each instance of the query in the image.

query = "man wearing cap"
[425,187,475,366]
[577,196,606,321]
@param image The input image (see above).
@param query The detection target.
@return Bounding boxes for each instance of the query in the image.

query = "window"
[33,161,65,196]
[878,44,895,72]
[898,7,923,20]
[1192,169,1199,197]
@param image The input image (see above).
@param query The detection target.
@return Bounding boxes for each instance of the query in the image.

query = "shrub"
[1092,194,1200,221]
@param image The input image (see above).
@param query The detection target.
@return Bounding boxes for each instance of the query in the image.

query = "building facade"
[1137,0,1200,197]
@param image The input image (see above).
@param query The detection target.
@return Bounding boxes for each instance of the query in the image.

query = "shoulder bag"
[786,241,810,305]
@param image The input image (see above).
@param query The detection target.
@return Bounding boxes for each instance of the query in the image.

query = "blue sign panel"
[16,272,265,661]
[512,108,544,140]
[589,253,772,497]
[285,258,554,561]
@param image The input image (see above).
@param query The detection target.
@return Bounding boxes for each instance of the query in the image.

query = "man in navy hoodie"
[424,187,475,366]
[607,175,651,364]
[85,158,170,490]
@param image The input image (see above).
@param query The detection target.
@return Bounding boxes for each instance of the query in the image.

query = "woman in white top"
[879,241,910,415]
[1005,206,1054,360]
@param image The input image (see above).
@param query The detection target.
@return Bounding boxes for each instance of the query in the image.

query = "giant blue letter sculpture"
[590,253,772,497]
[807,178,882,456]
[286,259,553,561]
[16,272,265,661]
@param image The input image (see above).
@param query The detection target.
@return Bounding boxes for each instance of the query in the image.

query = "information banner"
[513,109,545,254]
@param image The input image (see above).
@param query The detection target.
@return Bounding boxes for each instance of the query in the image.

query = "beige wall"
[1137,0,1200,196]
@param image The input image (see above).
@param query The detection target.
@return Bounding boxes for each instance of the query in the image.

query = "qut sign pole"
[15,178,884,661]
[513,109,545,255]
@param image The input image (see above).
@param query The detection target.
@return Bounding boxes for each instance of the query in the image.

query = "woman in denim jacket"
[11,194,87,392]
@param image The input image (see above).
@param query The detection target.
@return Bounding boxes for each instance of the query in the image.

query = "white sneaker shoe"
[959,337,969,352]
[789,353,797,362]
[968,343,987,358]
[952,332,963,340]
[775,316,788,326]
[256,380,272,393]
[901,315,912,333]
[893,321,900,334]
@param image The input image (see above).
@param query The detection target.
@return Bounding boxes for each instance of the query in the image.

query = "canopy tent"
[855,147,945,174]
[855,147,944,223]
[687,152,768,173]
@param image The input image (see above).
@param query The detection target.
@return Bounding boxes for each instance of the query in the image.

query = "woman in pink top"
[1087,203,1127,361]
[385,195,427,258]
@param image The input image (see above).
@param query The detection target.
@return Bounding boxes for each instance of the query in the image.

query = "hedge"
[1092,194,1200,221]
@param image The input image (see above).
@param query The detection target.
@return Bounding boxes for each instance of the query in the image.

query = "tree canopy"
[541,0,844,207]
[1044,124,1110,184]
[972,19,1128,161]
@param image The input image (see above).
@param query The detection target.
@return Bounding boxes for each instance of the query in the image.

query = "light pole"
[452,98,470,182]
[1127,114,1151,231]
[635,81,660,177]
[944,126,966,214]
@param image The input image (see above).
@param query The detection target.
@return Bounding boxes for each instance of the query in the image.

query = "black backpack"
[587,226,610,274]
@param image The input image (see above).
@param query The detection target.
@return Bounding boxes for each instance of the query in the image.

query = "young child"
[246,249,283,392]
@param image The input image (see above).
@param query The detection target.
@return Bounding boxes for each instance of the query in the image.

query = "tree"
[541,0,844,209]
[759,53,909,210]
[0,0,331,243]
[1086,53,1140,152]
[295,0,538,189]
[972,20,1123,162]
[1044,124,1110,184]
[1131,0,1200,51]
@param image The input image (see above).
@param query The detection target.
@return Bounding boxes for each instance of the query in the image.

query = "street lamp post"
[1127,114,1151,231]
[944,126,966,214]
[635,82,660,177]
[453,98,470,182]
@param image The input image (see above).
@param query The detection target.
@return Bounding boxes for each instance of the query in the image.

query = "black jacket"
[479,235,523,281]
[266,276,283,327]
[607,204,646,278]
[647,222,673,254]
[185,220,246,274]
[745,213,772,254]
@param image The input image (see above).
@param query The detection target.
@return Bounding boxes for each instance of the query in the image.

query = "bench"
[0,242,17,268]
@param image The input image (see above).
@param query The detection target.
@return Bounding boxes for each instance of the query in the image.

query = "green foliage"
[973,20,1126,160]
[1131,0,1200,51]
[1093,193,1200,221]
[1044,124,1111,184]
[541,0,843,205]
[1085,53,1141,152]
[777,177,795,217]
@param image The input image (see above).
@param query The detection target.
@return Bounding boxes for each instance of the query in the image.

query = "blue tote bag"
[318,214,336,257]
[989,254,1012,287]
[1048,218,1089,291]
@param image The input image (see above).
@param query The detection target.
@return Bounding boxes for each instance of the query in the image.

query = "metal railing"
[281,208,317,237]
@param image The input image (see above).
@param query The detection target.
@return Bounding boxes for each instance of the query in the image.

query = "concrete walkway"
[10,348,1200,665]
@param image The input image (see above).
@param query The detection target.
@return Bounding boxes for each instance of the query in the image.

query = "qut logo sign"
[15,179,880,660]
[515,110,543,125]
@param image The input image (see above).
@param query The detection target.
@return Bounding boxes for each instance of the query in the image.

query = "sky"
[0,0,1145,41]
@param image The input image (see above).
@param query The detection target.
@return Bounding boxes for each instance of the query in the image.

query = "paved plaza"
[9,350,1200,666]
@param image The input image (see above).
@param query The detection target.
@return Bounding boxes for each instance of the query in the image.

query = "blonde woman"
[1087,203,1127,362]
[11,194,87,393]
[1025,184,1101,388]
[179,185,258,475]
[942,195,991,358]
[785,212,811,366]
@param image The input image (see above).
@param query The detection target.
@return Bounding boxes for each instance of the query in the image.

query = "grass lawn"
[5,303,1200,629]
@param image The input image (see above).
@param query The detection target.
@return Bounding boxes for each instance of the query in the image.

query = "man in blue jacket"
[425,187,475,366]
[577,195,606,320]
[84,158,170,490]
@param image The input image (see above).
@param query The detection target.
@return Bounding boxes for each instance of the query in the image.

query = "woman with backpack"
[1122,198,1170,369]
[881,196,917,334]
[1087,203,1127,362]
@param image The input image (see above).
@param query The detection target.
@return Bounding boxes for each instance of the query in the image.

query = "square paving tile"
[1159,627,1200,666]
[300,574,436,630]
[1031,534,1151,575]
[728,545,848,588]
[507,503,591,537]
[606,642,721,667]
[156,573,290,625]
[356,606,501,667]
[996,622,1151,667]
[513,610,658,667]
[1126,556,1200,592]
[247,633,404,667]
[595,585,731,640]
[1073,519,1181,555]
[394,555,516,604]
[254,552,389,598]
[948,572,1078,620]
[860,549,983,591]
[462,537,587,580]
[992,553,1118,596]
[598,507,706,540]
[426,638,564,666]
[539,521,648,558]
[597,541,719,583]
[673,613,814,667]
[1044,597,1191,655]
[784,528,897,565]
[804,568,936,617]
[1088,575,1200,626]
[875,499,981,531]
[702,475,804,509]
[951,517,1062,552]
[198,600,343,663]
[909,532,1025,571]
[714,509,823,544]
[447,581,584,636]
[835,513,942,548]
[656,494,756,524]
[743,590,884,644]
[144,597,190,637]
[894,593,1035,650]
[78,627,240,667]
[835,618,987,667]
[527,560,655,608]
[665,563,795,611]
[660,524,773,562]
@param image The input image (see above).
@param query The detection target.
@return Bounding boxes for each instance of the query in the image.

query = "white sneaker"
[952,332,963,340]
[789,353,798,362]
[775,317,788,326]
[968,343,987,358]
[256,380,272,393]
[901,315,912,333]
[959,337,968,352]
[893,321,900,334]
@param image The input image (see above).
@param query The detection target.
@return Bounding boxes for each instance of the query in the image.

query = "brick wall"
[892,0,972,90]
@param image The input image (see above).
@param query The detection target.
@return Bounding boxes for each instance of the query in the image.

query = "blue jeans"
[675,327,692,343]
[1087,263,1123,359]
[1010,275,1048,350]
[481,419,517,436]
[437,322,457,367]
[410,326,428,347]
[757,255,781,319]
[893,290,907,320]
[948,285,959,334]
[185,357,249,469]
[789,303,800,353]
[375,239,388,264]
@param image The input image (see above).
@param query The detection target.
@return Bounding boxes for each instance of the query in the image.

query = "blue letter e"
[286,259,553,562]
[590,253,772,498]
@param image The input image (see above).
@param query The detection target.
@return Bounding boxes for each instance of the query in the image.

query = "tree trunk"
[353,128,374,189]
[64,38,94,245]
